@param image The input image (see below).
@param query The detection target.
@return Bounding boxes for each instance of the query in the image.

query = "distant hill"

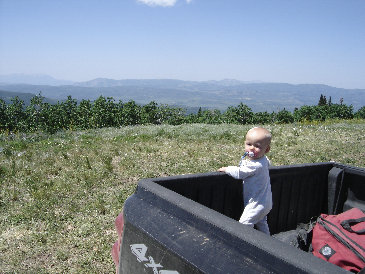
[0,77,364,112]
[0,73,73,86]
[0,90,57,105]
[0,90,37,105]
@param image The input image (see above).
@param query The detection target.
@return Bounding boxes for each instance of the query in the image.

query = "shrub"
[355,106,365,119]
[223,103,253,124]
[275,109,294,124]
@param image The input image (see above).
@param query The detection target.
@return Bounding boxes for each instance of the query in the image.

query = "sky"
[1,0,365,89]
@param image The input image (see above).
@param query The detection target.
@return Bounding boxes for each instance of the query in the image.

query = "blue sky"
[1,0,365,88]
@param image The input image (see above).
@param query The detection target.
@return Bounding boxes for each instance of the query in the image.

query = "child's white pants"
[239,204,271,235]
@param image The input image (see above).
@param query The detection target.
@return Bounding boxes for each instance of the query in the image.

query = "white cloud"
[137,0,177,7]
[136,0,192,7]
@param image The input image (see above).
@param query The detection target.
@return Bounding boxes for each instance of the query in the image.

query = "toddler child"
[218,127,272,234]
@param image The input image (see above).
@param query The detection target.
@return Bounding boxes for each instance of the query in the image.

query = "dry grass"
[0,120,364,273]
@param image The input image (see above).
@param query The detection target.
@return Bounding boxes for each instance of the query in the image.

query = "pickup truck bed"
[112,162,365,273]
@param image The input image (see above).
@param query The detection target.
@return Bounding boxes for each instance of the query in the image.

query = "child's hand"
[218,167,227,172]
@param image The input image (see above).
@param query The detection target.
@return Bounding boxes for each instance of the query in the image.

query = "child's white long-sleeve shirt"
[225,156,272,213]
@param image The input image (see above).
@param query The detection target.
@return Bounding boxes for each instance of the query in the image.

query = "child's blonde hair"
[247,127,272,144]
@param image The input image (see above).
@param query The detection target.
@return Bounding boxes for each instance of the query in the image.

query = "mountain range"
[1,74,364,112]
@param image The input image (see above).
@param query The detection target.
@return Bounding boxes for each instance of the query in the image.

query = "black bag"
[273,221,316,252]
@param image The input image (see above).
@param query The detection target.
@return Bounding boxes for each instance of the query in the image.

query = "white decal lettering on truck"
[130,244,179,274]
[131,243,148,262]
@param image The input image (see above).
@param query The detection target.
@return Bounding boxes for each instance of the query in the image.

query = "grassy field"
[1,120,365,273]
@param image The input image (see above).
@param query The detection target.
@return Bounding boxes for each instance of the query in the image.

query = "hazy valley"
[1,75,365,112]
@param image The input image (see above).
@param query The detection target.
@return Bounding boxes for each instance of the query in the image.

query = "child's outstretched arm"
[219,165,258,179]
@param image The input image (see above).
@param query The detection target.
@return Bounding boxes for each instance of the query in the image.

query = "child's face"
[244,129,271,160]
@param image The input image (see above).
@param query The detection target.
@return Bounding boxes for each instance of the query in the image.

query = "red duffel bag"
[312,208,365,273]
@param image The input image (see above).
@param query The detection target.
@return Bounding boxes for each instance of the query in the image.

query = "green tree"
[121,100,142,126]
[252,111,275,124]
[294,105,316,122]
[36,102,53,133]
[328,96,332,106]
[76,99,93,129]
[197,107,202,118]
[25,94,45,131]
[62,96,78,129]
[91,96,119,128]
[199,109,222,124]
[0,99,8,131]
[327,104,353,119]
[5,97,26,132]
[223,103,253,124]
[41,96,79,132]
[318,94,327,106]
[275,109,294,123]
[47,103,66,133]
[355,106,365,119]
[158,105,186,125]
[141,101,160,124]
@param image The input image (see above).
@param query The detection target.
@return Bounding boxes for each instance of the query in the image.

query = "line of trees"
[0,94,364,134]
